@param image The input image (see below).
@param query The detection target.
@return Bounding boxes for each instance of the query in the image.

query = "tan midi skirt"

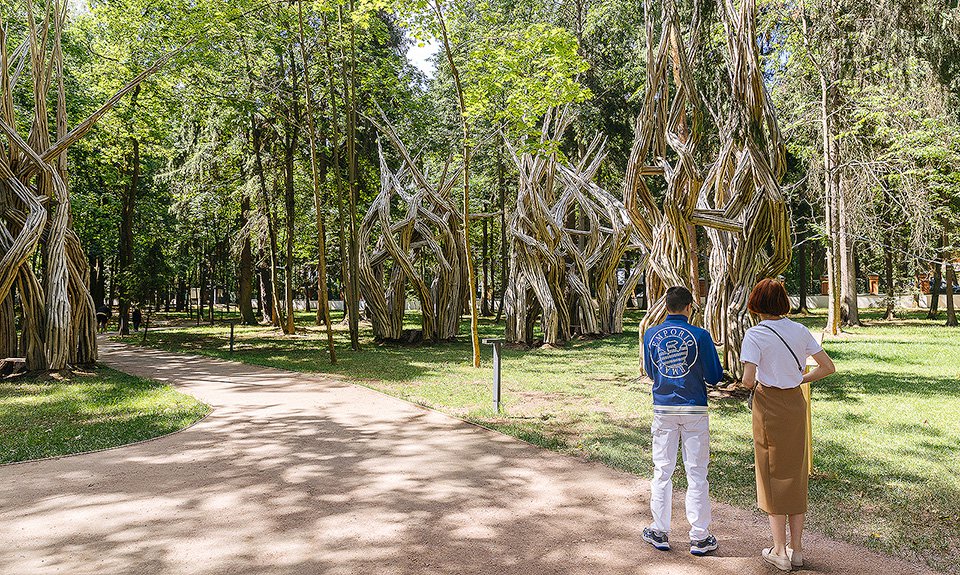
[752,384,808,515]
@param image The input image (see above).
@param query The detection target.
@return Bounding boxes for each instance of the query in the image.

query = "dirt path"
[0,340,935,575]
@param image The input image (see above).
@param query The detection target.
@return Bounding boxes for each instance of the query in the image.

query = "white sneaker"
[762,547,793,571]
[787,547,804,568]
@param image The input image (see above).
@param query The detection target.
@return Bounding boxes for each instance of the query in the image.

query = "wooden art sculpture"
[360,116,469,342]
[626,0,791,375]
[0,2,183,370]
[504,109,646,346]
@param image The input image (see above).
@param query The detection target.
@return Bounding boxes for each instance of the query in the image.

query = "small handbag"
[748,324,804,410]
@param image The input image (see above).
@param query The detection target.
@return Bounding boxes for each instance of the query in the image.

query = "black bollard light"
[482,338,506,413]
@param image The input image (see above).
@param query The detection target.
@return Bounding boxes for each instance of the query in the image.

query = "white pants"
[649,413,712,541]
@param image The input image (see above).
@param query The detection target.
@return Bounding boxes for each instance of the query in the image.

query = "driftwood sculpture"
[359,117,469,342]
[699,0,791,375]
[505,110,646,346]
[626,0,791,376]
[0,2,183,370]
[622,0,707,338]
[0,0,179,370]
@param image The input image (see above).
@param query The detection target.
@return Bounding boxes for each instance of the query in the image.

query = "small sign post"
[482,338,506,413]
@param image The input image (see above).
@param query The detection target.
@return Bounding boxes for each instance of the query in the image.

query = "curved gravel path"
[0,340,936,575]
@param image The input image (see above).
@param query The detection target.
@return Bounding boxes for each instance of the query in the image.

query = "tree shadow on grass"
[810,367,960,401]
[808,436,960,573]
[0,371,207,464]
[131,321,648,391]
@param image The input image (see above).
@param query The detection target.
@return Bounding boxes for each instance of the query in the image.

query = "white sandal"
[762,547,793,571]
[787,546,804,568]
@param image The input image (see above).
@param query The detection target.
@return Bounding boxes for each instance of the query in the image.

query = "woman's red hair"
[747,278,791,316]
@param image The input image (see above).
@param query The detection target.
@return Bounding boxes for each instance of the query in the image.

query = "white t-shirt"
[740,318,823,389]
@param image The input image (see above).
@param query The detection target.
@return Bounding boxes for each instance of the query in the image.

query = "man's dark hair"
[664,286,694,313]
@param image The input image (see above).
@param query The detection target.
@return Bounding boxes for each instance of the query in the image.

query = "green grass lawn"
[0,367,210,464]
[118,308,960,573]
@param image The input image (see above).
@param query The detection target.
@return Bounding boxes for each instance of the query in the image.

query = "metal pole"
[483,338,505,413]
[492,342,501,412]
[230,322,235,354]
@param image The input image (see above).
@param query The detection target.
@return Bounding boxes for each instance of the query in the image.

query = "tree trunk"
[251,119,283,329]
[481,212,490,316]
[805,0,842,336]
[89,255,104,308]
[839,179,859,325]
[495,142,507,322]
[884,229,895,320]
[322,13,351,333]
[640,271,648,310]
[435,0,480,367]
[107,256,117,309]
[259,266,273,324]
[796,238,808,313]
[823,99,841,335]
[927,236,947,319]
[945,226,957,327]
[297,2,336,362]
[117,131,140,336]
[208,254,215,325]
[343,4,362,351]
[282,118,297,335]
[175,276,186,312]
[238,194,256,325]
[346,7,360,351]
[268,179,285,329]
[254,264,263,318]
[197,260,206,324]
[945,265,958,326]
[276,46,299,336]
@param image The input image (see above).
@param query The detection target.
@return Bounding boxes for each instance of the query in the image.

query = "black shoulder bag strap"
[748,323,804,410]
[757,324,804,373]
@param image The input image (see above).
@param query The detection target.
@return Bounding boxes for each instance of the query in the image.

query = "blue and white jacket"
[643,314,723,415]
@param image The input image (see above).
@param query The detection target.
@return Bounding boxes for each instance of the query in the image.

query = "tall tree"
[297,1,336,362]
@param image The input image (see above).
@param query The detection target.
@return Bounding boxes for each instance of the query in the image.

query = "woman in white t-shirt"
[740,279,836,571]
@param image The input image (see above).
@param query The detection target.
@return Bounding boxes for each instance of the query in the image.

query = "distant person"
[132,307,143,332]
[740,278,835,571]
[96,304,112,333]
[641,286,723,556]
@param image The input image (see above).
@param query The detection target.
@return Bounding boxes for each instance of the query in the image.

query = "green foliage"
[461,22,591,137]
[763,0,960,279]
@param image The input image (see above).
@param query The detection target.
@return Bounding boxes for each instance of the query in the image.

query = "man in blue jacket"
[641,286,723,556]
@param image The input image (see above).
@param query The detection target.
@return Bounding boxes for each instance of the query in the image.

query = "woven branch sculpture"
[623,0,707,340]
[698,0,792,376]
[505,109,646,346]
[360,117,469,342]
[626,0,791,376]
[0,2,181,370]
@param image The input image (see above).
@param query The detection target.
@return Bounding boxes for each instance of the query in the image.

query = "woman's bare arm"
[742,362,758,390]
[802,350,836,384]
